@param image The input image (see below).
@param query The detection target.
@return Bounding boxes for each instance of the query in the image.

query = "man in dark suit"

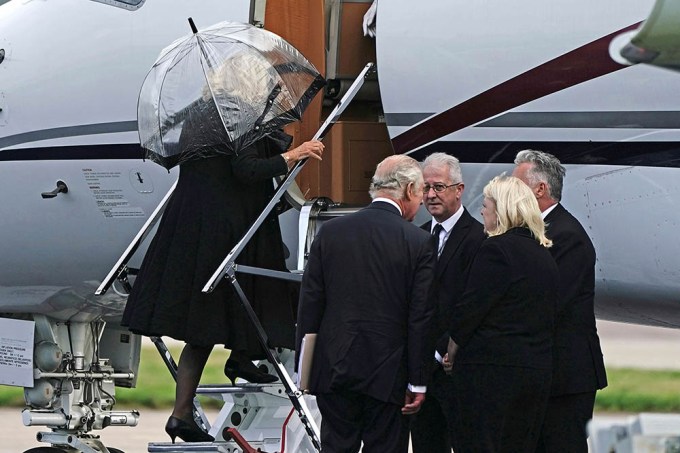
[407,153,485,452]
[296,154,437,453]
[513,150,608,453]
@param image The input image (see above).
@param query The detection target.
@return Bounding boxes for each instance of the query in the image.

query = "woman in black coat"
[445,175,559,452]
[121,100,324,443]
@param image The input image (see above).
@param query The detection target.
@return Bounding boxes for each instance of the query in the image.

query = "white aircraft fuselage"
[379,0,680,328]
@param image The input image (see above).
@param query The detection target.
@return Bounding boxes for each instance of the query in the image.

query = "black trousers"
[452,364,551,453]
[407,365,455,452]
[534,391,597,453]
[316,391,405,453]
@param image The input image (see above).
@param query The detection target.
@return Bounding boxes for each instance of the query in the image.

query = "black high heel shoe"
[164,415,215,443]
[224,357,278,386]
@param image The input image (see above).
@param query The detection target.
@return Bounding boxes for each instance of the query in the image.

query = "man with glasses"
[406,152,485,452]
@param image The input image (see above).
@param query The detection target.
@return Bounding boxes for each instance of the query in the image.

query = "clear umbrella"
[137,19,325,170]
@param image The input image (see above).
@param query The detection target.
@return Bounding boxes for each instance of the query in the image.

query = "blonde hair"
[483,175,552,247]
[202,52,295,111]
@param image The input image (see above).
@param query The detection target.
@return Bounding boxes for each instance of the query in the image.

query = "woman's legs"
[171,343,212,420]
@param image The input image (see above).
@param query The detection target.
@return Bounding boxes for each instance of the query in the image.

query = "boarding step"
[148,442,229,452]
[196,382,291,404]
[196,383,266,395]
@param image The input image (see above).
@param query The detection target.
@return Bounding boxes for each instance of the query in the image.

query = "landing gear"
[23,447,124,453]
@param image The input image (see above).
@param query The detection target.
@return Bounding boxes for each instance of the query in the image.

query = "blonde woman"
[445,175,559,452]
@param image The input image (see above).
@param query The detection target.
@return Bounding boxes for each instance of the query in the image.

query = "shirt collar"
[541,203,558,220]
[432,204,464,233]
[373,197,402,216]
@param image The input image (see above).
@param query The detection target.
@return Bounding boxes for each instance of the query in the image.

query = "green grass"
[3,347,680,413]
[113,345,231,410]
[594,368,680,413]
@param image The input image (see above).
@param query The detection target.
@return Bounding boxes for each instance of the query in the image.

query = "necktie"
[432,223,444,256]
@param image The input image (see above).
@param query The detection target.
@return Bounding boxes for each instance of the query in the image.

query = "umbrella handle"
[188,17,198,34]
[254,84,282,131]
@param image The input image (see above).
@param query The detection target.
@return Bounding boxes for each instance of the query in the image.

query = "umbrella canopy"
[138,20,326,169]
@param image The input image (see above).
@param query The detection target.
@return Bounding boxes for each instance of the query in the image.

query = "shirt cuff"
[434,351,443,363]
[408,384,426,393]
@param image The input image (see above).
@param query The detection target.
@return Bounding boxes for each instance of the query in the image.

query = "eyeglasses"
[423,182,461,194]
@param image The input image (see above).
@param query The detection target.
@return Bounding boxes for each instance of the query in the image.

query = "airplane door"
[0,159,176,312]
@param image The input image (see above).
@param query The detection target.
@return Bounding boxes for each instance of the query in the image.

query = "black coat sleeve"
[231,141,288,184]
[407,235,438,385]
[295,229,327,371]
[549,226,595,317]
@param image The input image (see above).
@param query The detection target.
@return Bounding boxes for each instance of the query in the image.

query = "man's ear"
[535,181,547,199]
[405,182,416,199]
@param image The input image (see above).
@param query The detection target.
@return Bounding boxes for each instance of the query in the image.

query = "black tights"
[171,343,212,421]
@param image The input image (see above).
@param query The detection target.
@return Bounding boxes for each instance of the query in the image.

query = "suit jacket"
[450,227,559,370]
[421,208,486,357]
[296,201,437,404]
[545,203,608,394]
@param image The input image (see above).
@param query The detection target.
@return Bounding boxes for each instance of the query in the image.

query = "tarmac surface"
[597,320,680,370]
[2,320,680,452]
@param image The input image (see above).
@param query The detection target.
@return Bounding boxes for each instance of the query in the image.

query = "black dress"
[122,112,295,357]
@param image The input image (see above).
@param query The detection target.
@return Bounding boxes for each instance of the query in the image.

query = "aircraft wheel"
[23,447,124,453]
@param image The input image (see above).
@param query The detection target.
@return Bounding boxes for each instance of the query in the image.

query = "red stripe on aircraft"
[392,22,642,154]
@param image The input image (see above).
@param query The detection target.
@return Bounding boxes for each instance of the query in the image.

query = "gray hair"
[369,155,424,200]
[421,152,463,184]
[514,149,566,202]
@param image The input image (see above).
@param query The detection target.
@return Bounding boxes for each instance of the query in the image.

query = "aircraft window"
[88,0,146,10]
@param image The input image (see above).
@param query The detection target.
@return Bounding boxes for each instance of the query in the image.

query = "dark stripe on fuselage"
[392,22,642,153]
[384,113,433,127]
[408,141,680,168]
[3,140,679,168]
[387,111,680,130]
[0,143,144,161]
[0,121,138,150]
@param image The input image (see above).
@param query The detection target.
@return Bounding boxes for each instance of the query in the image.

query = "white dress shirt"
[430,205,464,257]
